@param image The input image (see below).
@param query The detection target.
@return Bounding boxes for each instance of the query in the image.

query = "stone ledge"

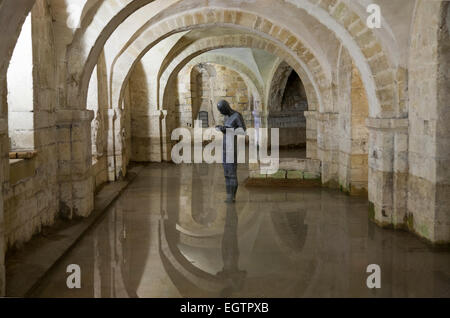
[9,157,36,185]
[303,111,317,119]
[9,150,38,159]
[5,164,144,297]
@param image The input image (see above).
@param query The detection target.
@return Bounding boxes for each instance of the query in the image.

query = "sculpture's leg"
[224,163,238,203]
[225,177,234,203]
[232,181,238,200]
[229,176,238,203]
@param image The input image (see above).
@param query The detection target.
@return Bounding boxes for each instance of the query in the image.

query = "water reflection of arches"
[91,203,152,298]
[158,179,322,297]
[270,208,308,254]
[160,195,254,297]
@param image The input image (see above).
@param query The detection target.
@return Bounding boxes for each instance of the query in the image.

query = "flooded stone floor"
[31,163,450,298]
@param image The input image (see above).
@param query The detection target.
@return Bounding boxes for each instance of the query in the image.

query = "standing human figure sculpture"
[215,100,247,203]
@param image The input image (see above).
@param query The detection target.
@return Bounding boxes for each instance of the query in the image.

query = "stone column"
[148,110,163,162]
[304,110,318,160]
[56,109,94,219]
[160,110,170,162]
[366,118,409,228]
[113,108,126,180]
[0,118,6,296]
[106,109,116,181]
[316,112,339,187]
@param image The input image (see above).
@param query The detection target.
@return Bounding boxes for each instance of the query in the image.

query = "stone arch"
[267,61,295,113]
[157,34,322,141]
[64,0,158,109]
[157,34,321,114]
[65,0,399,123]
[158,36,275,113]
[109,12,329,115]
[185,59,259,129]
[150,32,327,164]
[266,59,319,159]
[190,63,215,127]
[265,61,309,154]
[266,59,319,113]
[179,54,264,112]
[285,0,397,117]
[0,0,35,79]
[186,56,263,124]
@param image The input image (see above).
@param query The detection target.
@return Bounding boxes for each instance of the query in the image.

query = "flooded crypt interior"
[0,0,449,298]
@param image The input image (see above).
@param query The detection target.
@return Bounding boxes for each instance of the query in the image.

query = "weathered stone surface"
[0,0,448,298]
[287,170,303,179]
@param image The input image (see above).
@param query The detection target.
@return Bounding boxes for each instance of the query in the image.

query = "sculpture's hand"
[235,127,246,135]
[215,125,225,133]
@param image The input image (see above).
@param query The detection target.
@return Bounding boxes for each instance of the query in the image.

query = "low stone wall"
[4,158,56,249]
[249,158,321,181]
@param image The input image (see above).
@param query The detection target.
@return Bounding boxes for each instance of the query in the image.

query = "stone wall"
[337,47,369,195]
[189,63,251,128]
[88,52,109,189]
[407,1,450,242]
[3,0,59,250]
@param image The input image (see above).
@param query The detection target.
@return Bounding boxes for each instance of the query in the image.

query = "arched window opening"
[197,111,209,128]
[7,13,34,154]
[268,69,308,159]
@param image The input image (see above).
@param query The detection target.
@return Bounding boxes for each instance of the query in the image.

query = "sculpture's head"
[217,100,234,116]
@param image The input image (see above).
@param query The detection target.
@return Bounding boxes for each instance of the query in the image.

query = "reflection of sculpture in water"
[216,203,246,297]
[215,100,247,203]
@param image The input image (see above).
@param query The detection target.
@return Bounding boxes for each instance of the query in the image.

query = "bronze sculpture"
[215,100,247,203]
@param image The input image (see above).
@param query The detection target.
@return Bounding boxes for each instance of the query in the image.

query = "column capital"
[366,117,408,131]
[107,109,116,119]
[303,110,317,119]
[56,109,94,124]
[150,109,167,119]
[316,112,339,121]
[252,110,266,117]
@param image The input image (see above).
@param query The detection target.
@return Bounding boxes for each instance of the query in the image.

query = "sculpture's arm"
[215,125,226,134]
[235,114,247,135]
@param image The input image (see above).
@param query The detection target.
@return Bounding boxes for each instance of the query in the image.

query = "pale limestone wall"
[3,0,59,249]
[349,63,369,194]
[129,61,162,162]
[407,1,450,242]
[337,46,353,190]
[0,0,37,296]
[88,52,109,188]
[337,46,369,195]
[189,63,250,127]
